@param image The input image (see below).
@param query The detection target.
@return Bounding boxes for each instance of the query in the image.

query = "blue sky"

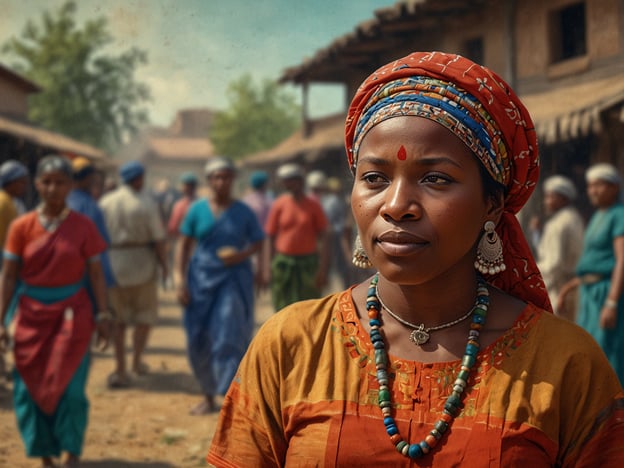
[0,0,398,126]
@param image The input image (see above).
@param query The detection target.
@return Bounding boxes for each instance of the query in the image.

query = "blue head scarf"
[0,160,28,187]
[120,161,145,183]
[249,170,269,189]
[180,171,198,185]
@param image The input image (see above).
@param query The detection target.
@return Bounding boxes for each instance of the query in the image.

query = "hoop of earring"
[474,220,506,275]
[352,234,373,269]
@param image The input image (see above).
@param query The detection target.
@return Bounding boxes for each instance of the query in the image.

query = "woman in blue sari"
[175,157,264,414]
[559,163,624,385]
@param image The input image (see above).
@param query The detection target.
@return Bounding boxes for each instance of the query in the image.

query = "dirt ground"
[0,288,275,468]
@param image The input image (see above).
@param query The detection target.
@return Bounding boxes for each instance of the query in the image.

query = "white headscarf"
[543,175,577,200]
[204,157,235,176]
[585,163,621,185]
[276,163,304,180]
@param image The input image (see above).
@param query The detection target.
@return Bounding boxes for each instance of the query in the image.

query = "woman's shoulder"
[67,210,103,234]
[232,199,257,216]
[254,292,344,343]
[607,203,624,215]
[10,210,37,230]
[67,209,93,224]
[514,304,614,364]
[600,203,624,221]
[271,194,290,206]
[187,197,209,213]
[608,204,624,225]
[276,193,306,207]
[524,307,622,399]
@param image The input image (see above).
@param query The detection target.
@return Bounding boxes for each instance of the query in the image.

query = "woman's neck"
[212,195,231,206]
[597,201,618,210]
[39,203,66,218]
[376,275,478,327]
[353,260,526,362]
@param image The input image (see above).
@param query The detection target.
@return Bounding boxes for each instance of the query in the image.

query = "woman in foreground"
[0,155,111,468]
[208,52,624,466]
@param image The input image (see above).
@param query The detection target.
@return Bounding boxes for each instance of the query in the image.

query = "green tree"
[2,1,150,152]
[212,75,300,159]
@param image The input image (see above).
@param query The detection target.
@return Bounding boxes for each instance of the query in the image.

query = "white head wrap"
[543,175,577,200]
[585,163,621,185]
[204,157,235,176]
[276,163,304,180]
[306,170,327,190]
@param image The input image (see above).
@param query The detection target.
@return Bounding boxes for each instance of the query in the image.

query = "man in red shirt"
[167,172,198,237]
[264,163,329,311]
[165,172,198,291]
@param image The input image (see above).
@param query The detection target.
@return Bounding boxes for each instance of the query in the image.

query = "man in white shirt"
[537,175,584,320]
[100,161,168,387]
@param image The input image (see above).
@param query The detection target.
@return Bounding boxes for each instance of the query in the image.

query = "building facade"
[248,0,624,219]
[0,63,109,206]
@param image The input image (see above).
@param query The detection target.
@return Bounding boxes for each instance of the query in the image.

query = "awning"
[0,114,107,161]
[521,75,624,144]
[243,75,624,170]
[241,113,345,168]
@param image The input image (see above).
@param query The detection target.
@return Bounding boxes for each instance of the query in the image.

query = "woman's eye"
[422,174,451,185]
[362,173,386,185]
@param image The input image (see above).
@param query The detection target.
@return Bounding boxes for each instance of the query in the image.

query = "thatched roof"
[0,63,40,93]
[522,74,624,145]
[280,0,488,84]
[241,114,345,168]
[0,114,107,160]
[243,73,624,168]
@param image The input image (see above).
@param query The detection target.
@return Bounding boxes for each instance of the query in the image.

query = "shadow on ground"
[0,381,13,410]
[92,345,187,359]
[143,346,187,357]
[79,460,176,467]
[118,371,201,394]
[156,315,183,328]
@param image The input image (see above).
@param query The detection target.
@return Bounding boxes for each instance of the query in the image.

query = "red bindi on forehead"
[397,145,407,160]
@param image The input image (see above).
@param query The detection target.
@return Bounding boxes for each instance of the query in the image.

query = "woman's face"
[543,191,568,215]
[35,170,72,207]
[587,179,619,209]
[351,116,498,284]
[208,169,235,199]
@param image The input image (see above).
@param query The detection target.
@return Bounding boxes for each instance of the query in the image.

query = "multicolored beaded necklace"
[366,273,489,459]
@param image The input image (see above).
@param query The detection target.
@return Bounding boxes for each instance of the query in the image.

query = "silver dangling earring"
[352,234,373,269]
[474,221,506,275]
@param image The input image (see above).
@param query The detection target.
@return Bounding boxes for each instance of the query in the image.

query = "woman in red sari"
[0,155,111,468]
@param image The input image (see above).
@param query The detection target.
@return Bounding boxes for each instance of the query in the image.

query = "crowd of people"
[0,52,623,467]
[0,150,360,466]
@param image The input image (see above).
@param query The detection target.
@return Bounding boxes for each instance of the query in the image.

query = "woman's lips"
[376,231,428,256]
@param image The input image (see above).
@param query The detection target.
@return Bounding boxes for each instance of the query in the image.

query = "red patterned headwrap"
[345,51,551,311]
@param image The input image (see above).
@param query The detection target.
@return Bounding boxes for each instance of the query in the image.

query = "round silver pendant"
[409,328,430,346]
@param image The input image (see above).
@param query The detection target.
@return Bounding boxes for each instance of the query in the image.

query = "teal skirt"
[11,281,91,457]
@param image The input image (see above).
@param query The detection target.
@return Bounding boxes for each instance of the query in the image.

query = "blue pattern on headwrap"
[351,76,507,184]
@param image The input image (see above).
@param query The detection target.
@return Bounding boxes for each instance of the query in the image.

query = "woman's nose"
[380,179,422,222]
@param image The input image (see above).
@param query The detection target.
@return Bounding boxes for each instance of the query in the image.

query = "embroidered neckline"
[334,289,538,370]
[36,206,70,232]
